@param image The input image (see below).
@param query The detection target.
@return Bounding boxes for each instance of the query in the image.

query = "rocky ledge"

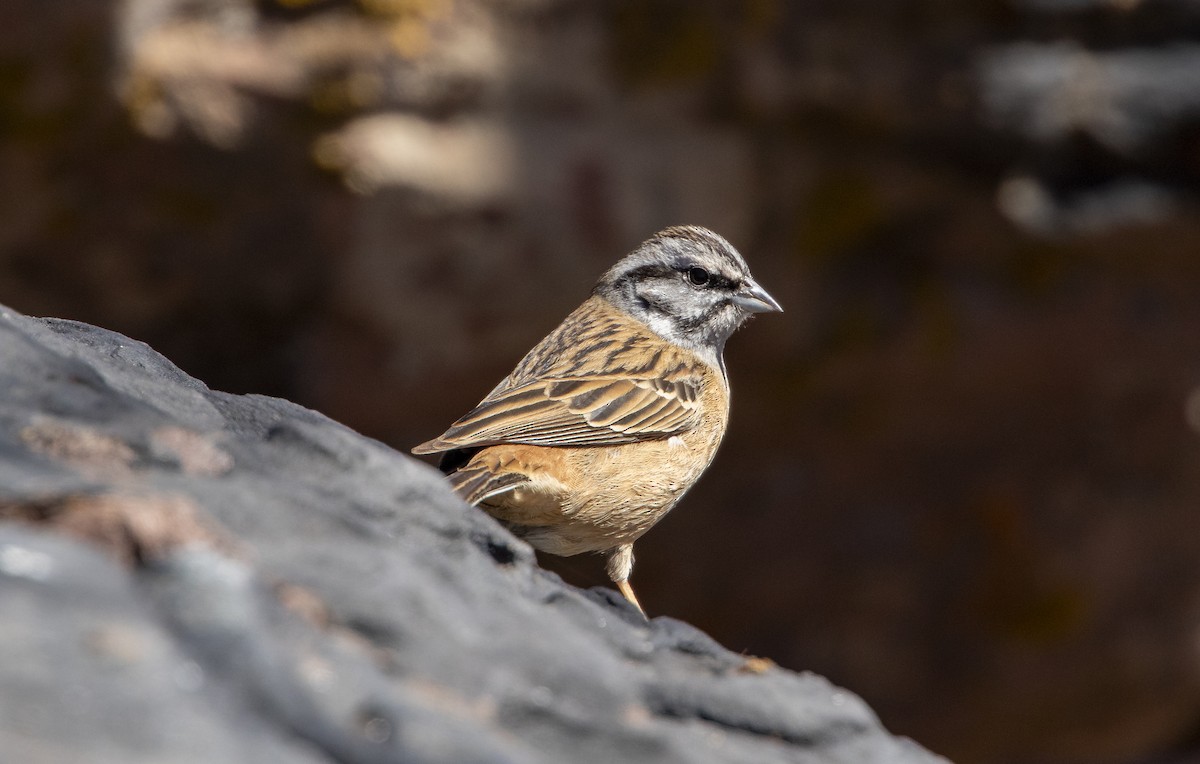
[0,303,945,764]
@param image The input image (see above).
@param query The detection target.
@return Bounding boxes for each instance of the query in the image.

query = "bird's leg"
[606,544,646,616]
[616,580,645,616]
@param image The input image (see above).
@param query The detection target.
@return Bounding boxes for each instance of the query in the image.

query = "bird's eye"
[687,266,710,286]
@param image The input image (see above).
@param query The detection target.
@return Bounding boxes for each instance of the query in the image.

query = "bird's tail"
[448,462,528,506]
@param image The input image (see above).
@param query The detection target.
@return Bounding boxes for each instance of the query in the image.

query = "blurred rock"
[996,175,1176,234]
[979,42,1200,152]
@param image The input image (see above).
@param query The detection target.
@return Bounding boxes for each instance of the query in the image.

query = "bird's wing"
[411,374,704,452]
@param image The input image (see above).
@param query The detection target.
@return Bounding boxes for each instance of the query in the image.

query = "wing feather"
[411,297,715,455]
[414,374,703,452]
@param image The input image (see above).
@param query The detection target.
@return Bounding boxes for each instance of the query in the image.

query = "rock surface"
[0,302,945,764]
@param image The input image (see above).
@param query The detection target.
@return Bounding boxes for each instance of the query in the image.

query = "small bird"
[413,226,781,615]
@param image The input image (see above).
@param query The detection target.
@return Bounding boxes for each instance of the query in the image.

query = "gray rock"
[0,303,947,764]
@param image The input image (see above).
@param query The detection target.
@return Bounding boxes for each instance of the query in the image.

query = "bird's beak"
[733,280,783,314]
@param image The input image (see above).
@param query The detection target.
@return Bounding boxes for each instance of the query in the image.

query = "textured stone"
[0,303,945,764]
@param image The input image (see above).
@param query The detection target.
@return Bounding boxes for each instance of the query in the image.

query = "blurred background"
[4,0,1200,761]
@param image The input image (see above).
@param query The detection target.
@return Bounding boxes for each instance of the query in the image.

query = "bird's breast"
[470,338,730,556]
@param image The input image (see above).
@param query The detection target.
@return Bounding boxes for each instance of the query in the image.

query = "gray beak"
[732,280,783,314]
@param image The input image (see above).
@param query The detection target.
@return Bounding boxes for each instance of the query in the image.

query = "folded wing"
[412,374,702,453]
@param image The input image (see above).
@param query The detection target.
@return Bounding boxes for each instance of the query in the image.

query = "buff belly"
[476,432,718,557]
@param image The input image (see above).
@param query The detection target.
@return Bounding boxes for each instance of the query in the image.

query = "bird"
[412,225,781,615]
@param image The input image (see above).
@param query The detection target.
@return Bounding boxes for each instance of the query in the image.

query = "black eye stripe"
[616,264,674,286]
[688,270,736,290]
[674,264,737,290]
[613,262,738,291]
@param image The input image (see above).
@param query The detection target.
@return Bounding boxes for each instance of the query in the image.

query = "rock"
[0,302,946,763]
